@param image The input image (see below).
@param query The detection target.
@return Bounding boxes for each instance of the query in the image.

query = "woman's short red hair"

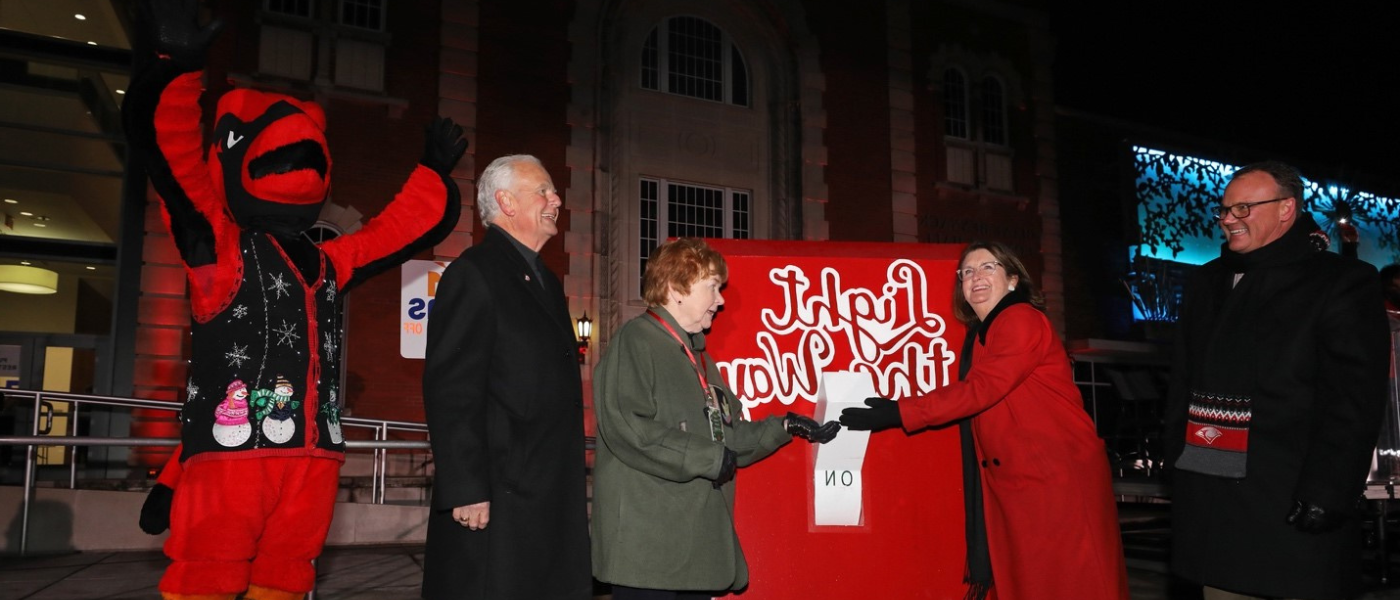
[642,238,728,307]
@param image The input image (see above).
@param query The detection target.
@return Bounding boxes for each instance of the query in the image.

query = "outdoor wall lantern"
[575,312,592,365]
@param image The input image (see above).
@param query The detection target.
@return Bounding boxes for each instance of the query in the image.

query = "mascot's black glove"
[711,448,738,489]
[786,412,840,444]
[839,397,902,431]
[145,0,224,72]
[1286,499,1347,534]
[421,117,468,178]
[139,483,175,535]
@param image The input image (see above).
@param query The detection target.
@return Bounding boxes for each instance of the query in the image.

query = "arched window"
[943,67,969,139]
[981,75,1006,146]
[302,221,343,244]
[941,65,1014,191]
[640,16,750,106]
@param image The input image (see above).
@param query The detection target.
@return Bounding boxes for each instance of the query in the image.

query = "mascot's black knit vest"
[179,231,346,462]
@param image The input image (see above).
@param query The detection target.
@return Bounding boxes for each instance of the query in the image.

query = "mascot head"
[208,88,331,237]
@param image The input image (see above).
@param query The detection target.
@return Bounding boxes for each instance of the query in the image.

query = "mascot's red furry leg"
[160,458,338,598]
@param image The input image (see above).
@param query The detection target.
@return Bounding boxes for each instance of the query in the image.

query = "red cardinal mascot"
[124,1,466,599]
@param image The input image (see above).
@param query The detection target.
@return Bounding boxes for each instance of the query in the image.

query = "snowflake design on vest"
[231,304,249,319]
[267,272,292,299]
[225,343,250,368]
[322,330,339,363]
[186,378,200,403]
[274,319,301,348]
[325,280,337,304]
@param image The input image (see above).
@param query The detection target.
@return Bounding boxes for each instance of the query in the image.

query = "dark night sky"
[1049,3,1399,193]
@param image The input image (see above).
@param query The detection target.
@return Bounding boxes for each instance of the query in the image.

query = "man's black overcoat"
[421,226,591,600]
[1165,219,1388,599]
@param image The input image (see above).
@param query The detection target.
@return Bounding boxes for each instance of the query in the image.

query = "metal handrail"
[1,388,432,556]
[0,436,429,449]
[2,388,597,558]
[0,388,433,428]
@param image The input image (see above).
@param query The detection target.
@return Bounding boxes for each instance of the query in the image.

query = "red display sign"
[705,239,970,599]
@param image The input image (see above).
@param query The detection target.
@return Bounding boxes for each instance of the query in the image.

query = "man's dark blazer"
[421,225,591,600]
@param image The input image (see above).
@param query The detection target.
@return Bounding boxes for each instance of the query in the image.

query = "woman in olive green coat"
[591,238,838,599]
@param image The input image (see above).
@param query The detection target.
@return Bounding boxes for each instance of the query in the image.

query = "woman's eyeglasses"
[957,261,1003,281]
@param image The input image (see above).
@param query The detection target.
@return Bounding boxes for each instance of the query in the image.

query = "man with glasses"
[1165,161,1388,600]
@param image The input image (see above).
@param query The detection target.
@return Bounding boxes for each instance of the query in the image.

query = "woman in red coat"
[841,241,1128,600]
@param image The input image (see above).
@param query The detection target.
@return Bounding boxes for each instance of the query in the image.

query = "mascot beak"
[240,114,332,205]
[248,140,329,181]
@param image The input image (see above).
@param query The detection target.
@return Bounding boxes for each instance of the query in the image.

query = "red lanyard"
[646,310,710,394]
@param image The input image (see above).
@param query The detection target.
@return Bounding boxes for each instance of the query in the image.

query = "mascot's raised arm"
[123,1,466,598]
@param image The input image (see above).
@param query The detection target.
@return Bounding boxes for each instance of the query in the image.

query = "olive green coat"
[591,307,790,591]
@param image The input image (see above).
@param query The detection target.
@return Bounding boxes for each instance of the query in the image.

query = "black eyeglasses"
[1212,197,1290,220]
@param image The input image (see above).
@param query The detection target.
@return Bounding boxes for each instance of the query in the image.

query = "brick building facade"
[127,0,1059,432]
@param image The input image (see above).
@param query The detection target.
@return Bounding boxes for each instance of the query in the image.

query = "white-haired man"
[422,155,591,599]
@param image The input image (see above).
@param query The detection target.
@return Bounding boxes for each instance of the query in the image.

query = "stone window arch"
[568,0,825,338]
[603,7,783,315]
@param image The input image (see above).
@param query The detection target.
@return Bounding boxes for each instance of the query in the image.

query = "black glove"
[421,116,468,177]
[139,483,175,535]
[839,397,902,431]
[786,412,840,444]
[1285,499,1347,534]
[144,0,224,72]
[711,448,738,489]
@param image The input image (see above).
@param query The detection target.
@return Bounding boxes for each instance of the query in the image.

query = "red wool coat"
[899,304,1128,600]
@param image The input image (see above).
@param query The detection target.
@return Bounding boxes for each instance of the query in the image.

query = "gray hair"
[477,154,544,226]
